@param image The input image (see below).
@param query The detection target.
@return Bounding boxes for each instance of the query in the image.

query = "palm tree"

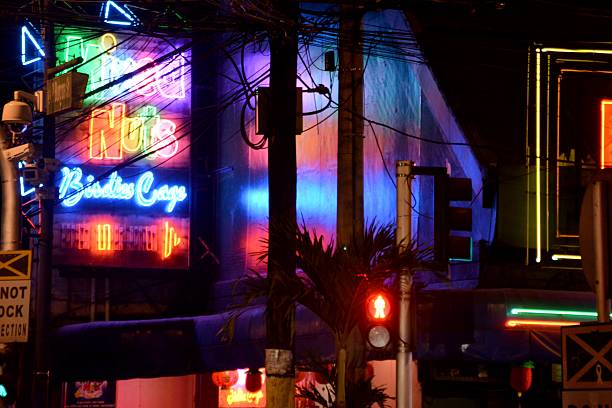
[230,220,430,407]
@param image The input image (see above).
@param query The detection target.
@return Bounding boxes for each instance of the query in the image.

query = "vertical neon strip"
[97,224,112,251]
[525,48,531,265]
[602,100,612,169]
[535,49,542,263]
[163,221,180,259]
[555,73,562,238]
[602,102,606,168]
[545,55,551,253]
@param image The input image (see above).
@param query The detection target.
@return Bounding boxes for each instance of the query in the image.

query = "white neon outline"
[21,25,45,66]
[533,46,612,264]
[535,49,541,263]
[104,1,137,26]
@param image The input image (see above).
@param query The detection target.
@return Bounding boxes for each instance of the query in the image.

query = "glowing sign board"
[218,369,266,408]
[53,27,190,269]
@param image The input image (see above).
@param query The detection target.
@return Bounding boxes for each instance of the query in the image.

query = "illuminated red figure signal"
[365,291,394,350]
[367,293,391,321]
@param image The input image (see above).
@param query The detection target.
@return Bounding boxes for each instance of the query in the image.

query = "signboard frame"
[562,323,612,390]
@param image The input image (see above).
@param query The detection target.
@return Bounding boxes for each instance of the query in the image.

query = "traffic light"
[0,373,16,406]
[434,174,473,262]
[364,290,395,350]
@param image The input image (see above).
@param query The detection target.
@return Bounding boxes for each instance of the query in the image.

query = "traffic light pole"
[396,160,414,408]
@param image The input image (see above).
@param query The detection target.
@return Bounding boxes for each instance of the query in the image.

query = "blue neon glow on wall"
[102,1,138,26]
[21,25,45,66]
[58,167,187,213]
[241,174,336,227]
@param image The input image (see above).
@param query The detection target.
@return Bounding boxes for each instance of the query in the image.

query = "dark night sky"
[406,0,612,166]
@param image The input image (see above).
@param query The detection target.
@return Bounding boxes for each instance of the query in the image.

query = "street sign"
[563,323,612,390]
[46,71,89,116]
[0,250,31,280]
[563,390,612,407]
[0,280,30,342]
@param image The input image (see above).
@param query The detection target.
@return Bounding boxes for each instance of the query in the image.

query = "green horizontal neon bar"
[509,308,602,318]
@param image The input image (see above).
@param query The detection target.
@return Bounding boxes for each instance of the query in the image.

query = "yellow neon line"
[542,47,612,55]
[551,254,581,261]
[505,319,578,328]
[546,55,550,252]
[535,50,541,263]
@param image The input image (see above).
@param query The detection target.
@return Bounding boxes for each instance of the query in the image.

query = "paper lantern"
[211,370,238,389]
[510,366,533,398]
[246,369,263,392]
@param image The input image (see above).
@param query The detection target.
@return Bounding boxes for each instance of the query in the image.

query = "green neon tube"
[509,307,607,318]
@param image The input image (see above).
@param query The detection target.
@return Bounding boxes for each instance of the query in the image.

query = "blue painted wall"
[213,9,493,309]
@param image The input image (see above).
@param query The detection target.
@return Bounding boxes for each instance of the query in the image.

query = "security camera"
[2,100,32,135]
[1,90,44,135]
[3,143,36,162]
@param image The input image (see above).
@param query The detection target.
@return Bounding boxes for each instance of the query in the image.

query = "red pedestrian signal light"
[364,291,394,350]
[367,293,391,321]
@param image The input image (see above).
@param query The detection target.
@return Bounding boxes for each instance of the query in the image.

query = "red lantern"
[212,370,239,389]
[510,365,533,398]
[295,370,306,383]
[246,369,263,392]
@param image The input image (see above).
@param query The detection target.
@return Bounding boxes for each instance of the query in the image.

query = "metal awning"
[53,288,595,380]
[53,305,335,381]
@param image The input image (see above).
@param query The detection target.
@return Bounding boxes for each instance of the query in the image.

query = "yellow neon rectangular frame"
[534,47,612,262]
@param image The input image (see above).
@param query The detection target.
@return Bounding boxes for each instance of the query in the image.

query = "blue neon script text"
[58,167,187,213]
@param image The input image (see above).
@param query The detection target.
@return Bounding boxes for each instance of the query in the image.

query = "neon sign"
[97,224,112,251]
[21,25,45,66]
[57,219,186,261]
[57,32,186,101]
[601,100,612,168]
[219,369,266,408]
[89,103,179,161]
[102,1,139,26]
[58,167,187,213]
[225,389,264,406]
[53,28,191,270]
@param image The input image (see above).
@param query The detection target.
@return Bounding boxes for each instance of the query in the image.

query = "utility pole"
[33,2,55,405]
[335,6,364,408]
[337,5,364,247]
[265,1,298,407]
[396,161,414,408]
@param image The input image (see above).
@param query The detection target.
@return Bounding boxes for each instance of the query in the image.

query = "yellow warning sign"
[0,251,31,280]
